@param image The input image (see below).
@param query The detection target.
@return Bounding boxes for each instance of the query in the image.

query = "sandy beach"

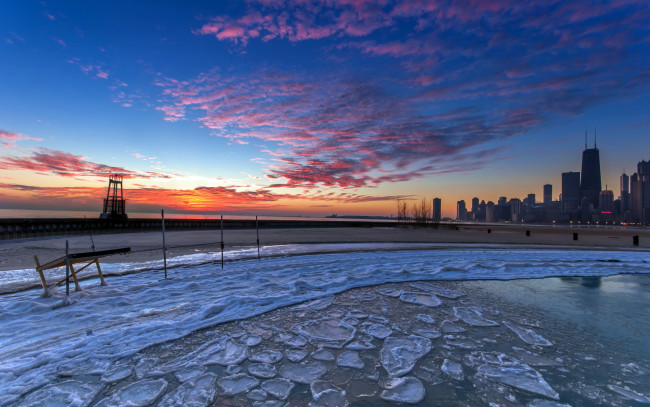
[1,224,648,272]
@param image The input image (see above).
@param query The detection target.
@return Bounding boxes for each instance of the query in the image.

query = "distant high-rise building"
[498,196,507,206]
[457,200,467,221]
[543,184,552,206]
[524,193,535,208]
[630,160,650,224]
[509,198,522,222]
[620,173,630,214]
[562,171,581,213]
[432,198,441,222]
[485,201,495,223]
[599,190,614,212]
[471,197,479,220]
[580,132,602,208]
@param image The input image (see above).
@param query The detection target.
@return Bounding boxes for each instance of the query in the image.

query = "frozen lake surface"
[0,244,649,406]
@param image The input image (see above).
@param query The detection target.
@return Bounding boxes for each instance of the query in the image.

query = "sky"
[1,0,649,218]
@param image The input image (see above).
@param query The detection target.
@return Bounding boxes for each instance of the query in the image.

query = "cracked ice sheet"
[1,246,649,401]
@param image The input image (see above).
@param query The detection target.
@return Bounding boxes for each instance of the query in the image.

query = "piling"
[162,210,167,279]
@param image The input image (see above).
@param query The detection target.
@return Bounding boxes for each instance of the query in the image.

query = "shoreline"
[1,225,648,273]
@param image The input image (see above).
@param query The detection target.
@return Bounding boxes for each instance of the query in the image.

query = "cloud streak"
[0,148,173,179]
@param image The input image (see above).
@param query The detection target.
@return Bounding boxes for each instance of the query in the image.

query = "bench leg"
[34,255,51,297]
[96,260,107,286]
[70,264,82,292]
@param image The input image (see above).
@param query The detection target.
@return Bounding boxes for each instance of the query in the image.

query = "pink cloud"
[0,148,173,179]
[0,130,42,148]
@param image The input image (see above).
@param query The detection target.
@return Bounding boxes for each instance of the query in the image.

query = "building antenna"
[584,127,588,149]
[594,128,597,148]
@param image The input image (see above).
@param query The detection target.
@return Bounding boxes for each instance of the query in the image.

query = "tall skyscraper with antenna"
[580,129,602,208]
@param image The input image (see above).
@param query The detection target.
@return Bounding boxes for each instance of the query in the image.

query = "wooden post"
[65,240,70,296]
[220,215,224,269]
[69,263,82,292]
[95,259,107,286]
[33,255,50,297]
[162,209,168,279]
[256,215,260,260]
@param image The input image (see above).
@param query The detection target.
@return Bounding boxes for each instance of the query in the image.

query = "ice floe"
[19,380,103,407]
[279,362,327,383]
[95,378,167,406]
[361,322,392,339]
[337,351,364,369]
[473,352,559,400]
[454,306,499,326]
[261,377,294,400]
[380,335,432,377]
[441,358,464,381]
[217,373,259,395]
[250,350,283,364]
[285,348,308,362]
[248,363,277,378]
[293,319,356,349]
[399,292,442,307]
[409,282,464,298]
[380,376,426,404]
[199,338,248,366]
[157,373,216,407]
[503,321,553,347]
[607,384,650,403]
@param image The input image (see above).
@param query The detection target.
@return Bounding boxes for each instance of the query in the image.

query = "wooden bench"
[34,247,131,296]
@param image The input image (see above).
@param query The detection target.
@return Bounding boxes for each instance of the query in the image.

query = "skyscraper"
[630,160,650,224]
[457,200,467,221]
[432,198,441,222]
[543,184,552,206]
[620,173,630,214]
[580,132,602,208]
[562,171,580,213]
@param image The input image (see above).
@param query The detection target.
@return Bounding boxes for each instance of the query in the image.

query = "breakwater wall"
[0,217,401,240]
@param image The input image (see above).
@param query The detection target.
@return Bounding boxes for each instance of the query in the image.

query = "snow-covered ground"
[1,244,649,405]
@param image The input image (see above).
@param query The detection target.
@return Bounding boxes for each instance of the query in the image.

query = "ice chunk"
[280,362,327,384]
[409,282,464,298]
[19,380,104,407]
[503,321,553,347]
[262,378,295,400]
[312,348,336,361]
[217,373,260,395]
[250,350,284,364]
[293,319,356,349]
[95,379,167,407]
[454,307,498,327]
[348,309,368,319]
[157,373,216,407]
[284,335,307,347]
[337,351,364,369]
[254,401,285,407]
[200,338,248,366]
[135,357,159,379]
[362,322,392,339]
[309,388,348,407]
[415,314,435,324]
[247,388,268,401]
[475,353,559,400]
[286,348,309,362]
[413,328,441,339]
[380,335,432,377]
[175,365,207,382]
[248,363,278,378]
[512,348,561,367]
[102,359,133,383]
[342,316,359,326]
[441,320,466,333]
[56,358,111,377]
[377,288,402,297]
[245,335,263,346]
[347,338,376,350]
[607,384,650,403]
[380,376,425,404]
[441,359,464,381]
[292,295,334,310]
[399,292,442,307]
[368,314,389,324]
[310,379,340,398]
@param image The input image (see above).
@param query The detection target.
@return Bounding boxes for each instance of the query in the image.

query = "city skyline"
[2,1,650,219]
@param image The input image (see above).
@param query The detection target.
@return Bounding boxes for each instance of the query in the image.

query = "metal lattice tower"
[100,174,127,220]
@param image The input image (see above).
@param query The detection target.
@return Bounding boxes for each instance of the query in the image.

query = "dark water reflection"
[471,274,650,359]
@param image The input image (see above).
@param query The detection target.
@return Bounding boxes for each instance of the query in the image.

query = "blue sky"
[1,0,649,217]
